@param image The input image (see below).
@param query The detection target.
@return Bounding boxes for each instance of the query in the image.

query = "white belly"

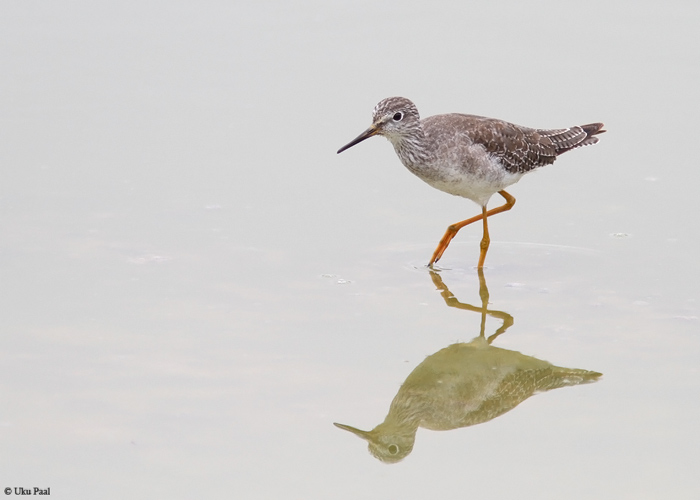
[391,129,529,207]
[409,153,526,207]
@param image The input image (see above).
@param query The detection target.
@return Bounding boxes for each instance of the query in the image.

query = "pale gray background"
[1,1,698,498]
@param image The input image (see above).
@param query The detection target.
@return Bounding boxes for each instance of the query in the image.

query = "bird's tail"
[537,367,602,393]
[539,122,606,155]
[579,122,606,147]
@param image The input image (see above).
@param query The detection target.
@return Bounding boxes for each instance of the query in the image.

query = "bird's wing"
[537,123,605,154]
[466,117,559,174]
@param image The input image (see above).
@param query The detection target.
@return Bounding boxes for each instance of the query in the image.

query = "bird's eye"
[388,444,399,455]
[392,112,403,122]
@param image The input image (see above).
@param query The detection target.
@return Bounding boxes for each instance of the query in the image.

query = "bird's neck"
[388,129,432,168]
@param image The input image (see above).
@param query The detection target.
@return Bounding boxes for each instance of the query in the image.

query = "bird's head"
[333,421,416,463]
[337,97,421,153]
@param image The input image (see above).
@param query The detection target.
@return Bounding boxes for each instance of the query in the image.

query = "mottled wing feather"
[465,118,558,174]
[467,117,605,174]
[537,122,605,154]
[457,367,602,427]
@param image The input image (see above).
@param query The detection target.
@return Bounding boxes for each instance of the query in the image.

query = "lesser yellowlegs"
[334,270,601,463]
[337,97,605,267]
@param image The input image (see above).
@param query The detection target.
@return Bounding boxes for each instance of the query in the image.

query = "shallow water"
[1,1,699,499]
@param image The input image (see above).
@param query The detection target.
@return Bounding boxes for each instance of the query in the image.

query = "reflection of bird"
[337,97,604,267]
[335,339,601,463]
[334,269,601,463]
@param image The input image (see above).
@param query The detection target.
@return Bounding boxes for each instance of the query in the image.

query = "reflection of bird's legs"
[429,190,516,267]
[486,309,514,344]
[477,267,488,338]
[428,268,514,342]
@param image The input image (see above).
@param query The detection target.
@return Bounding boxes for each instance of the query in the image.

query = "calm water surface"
[1,1,698,499]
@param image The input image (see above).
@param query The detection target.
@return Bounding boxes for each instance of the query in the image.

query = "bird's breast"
[400,144,524,207]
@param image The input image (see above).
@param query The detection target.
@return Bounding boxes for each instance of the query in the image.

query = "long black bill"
[337,125,380,154]
[333,422,372,441]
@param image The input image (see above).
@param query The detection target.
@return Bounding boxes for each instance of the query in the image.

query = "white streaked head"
[337,97,422,154]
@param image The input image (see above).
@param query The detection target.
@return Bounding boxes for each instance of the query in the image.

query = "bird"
[334,340,601,463]
[333,269,602,463]
[337,97,605,267]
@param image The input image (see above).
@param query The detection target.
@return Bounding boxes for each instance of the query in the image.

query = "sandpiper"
[337,97,605,267]
[334,270,601,463]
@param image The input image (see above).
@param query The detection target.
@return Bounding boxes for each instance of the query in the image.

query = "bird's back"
[423,113,605,175]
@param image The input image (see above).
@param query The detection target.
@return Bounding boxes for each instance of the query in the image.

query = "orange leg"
[429,190,516,267]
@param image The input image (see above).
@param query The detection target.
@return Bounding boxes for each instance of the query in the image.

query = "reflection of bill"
[334,269,601,463]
